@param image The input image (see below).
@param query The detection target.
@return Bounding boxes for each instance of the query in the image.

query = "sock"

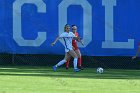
[78,57,82,67]
[56,60,66,67]
[73,58,78,69]
[66,59,70,68]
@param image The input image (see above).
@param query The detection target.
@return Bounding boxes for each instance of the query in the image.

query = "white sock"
[73,58,78,69]
[56,60,66,67]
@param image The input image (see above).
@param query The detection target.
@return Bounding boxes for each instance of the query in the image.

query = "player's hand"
[132,56,136,60]
[51,42,55,46]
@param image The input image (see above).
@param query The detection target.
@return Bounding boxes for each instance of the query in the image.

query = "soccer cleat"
[74,68,80,72]
[79,66,84,70]
[52,66,57,71]
[66,67,69,70]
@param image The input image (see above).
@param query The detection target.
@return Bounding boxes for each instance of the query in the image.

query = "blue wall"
[0,0,140,56]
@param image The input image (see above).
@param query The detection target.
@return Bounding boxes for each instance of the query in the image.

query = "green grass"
[0,66,140,93]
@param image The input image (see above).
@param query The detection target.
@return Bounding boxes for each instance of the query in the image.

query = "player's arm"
[73,37,84,46]
[51,36,61,46]
[77,37,84,46]
[72,33,84,46]
[132,46,140,59]
[51,33,65,46]
[73,37,79,40]
[73,36,83,41]
[79,39,84,46]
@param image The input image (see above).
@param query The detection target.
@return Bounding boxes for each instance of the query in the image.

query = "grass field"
[0,66,140,93]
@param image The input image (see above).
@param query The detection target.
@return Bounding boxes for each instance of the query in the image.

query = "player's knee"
[77,54,81,58]
[76,53,81,58]
[74,55,78,59]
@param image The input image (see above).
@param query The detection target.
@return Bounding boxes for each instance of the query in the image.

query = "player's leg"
[75,49,83,69]
[53,58,66,71]
[53,53,71,71]
[65,53,71,69]
[75,49,81,66]
[65,58,71,69]
[68,50,80,72]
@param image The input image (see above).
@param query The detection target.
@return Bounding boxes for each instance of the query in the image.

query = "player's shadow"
[0,66,140,79]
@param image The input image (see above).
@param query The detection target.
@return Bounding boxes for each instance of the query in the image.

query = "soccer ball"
[96,67,104,74]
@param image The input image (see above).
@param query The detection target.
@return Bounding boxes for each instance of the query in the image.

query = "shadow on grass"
[0,66,140,79]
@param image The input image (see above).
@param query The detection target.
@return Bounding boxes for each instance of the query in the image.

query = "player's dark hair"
[72,25,76,27]
[64,24,70,31]
[72,25,77,30]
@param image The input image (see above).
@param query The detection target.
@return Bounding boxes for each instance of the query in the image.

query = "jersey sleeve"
[59,33,66,38]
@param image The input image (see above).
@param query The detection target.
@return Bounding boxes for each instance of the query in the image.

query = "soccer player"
[51,24,80,72]
[65,25,84,70]
[132,43,140,60]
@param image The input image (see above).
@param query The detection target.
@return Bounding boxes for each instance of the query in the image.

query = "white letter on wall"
[102,0,134,48]
[13,0,46,46]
